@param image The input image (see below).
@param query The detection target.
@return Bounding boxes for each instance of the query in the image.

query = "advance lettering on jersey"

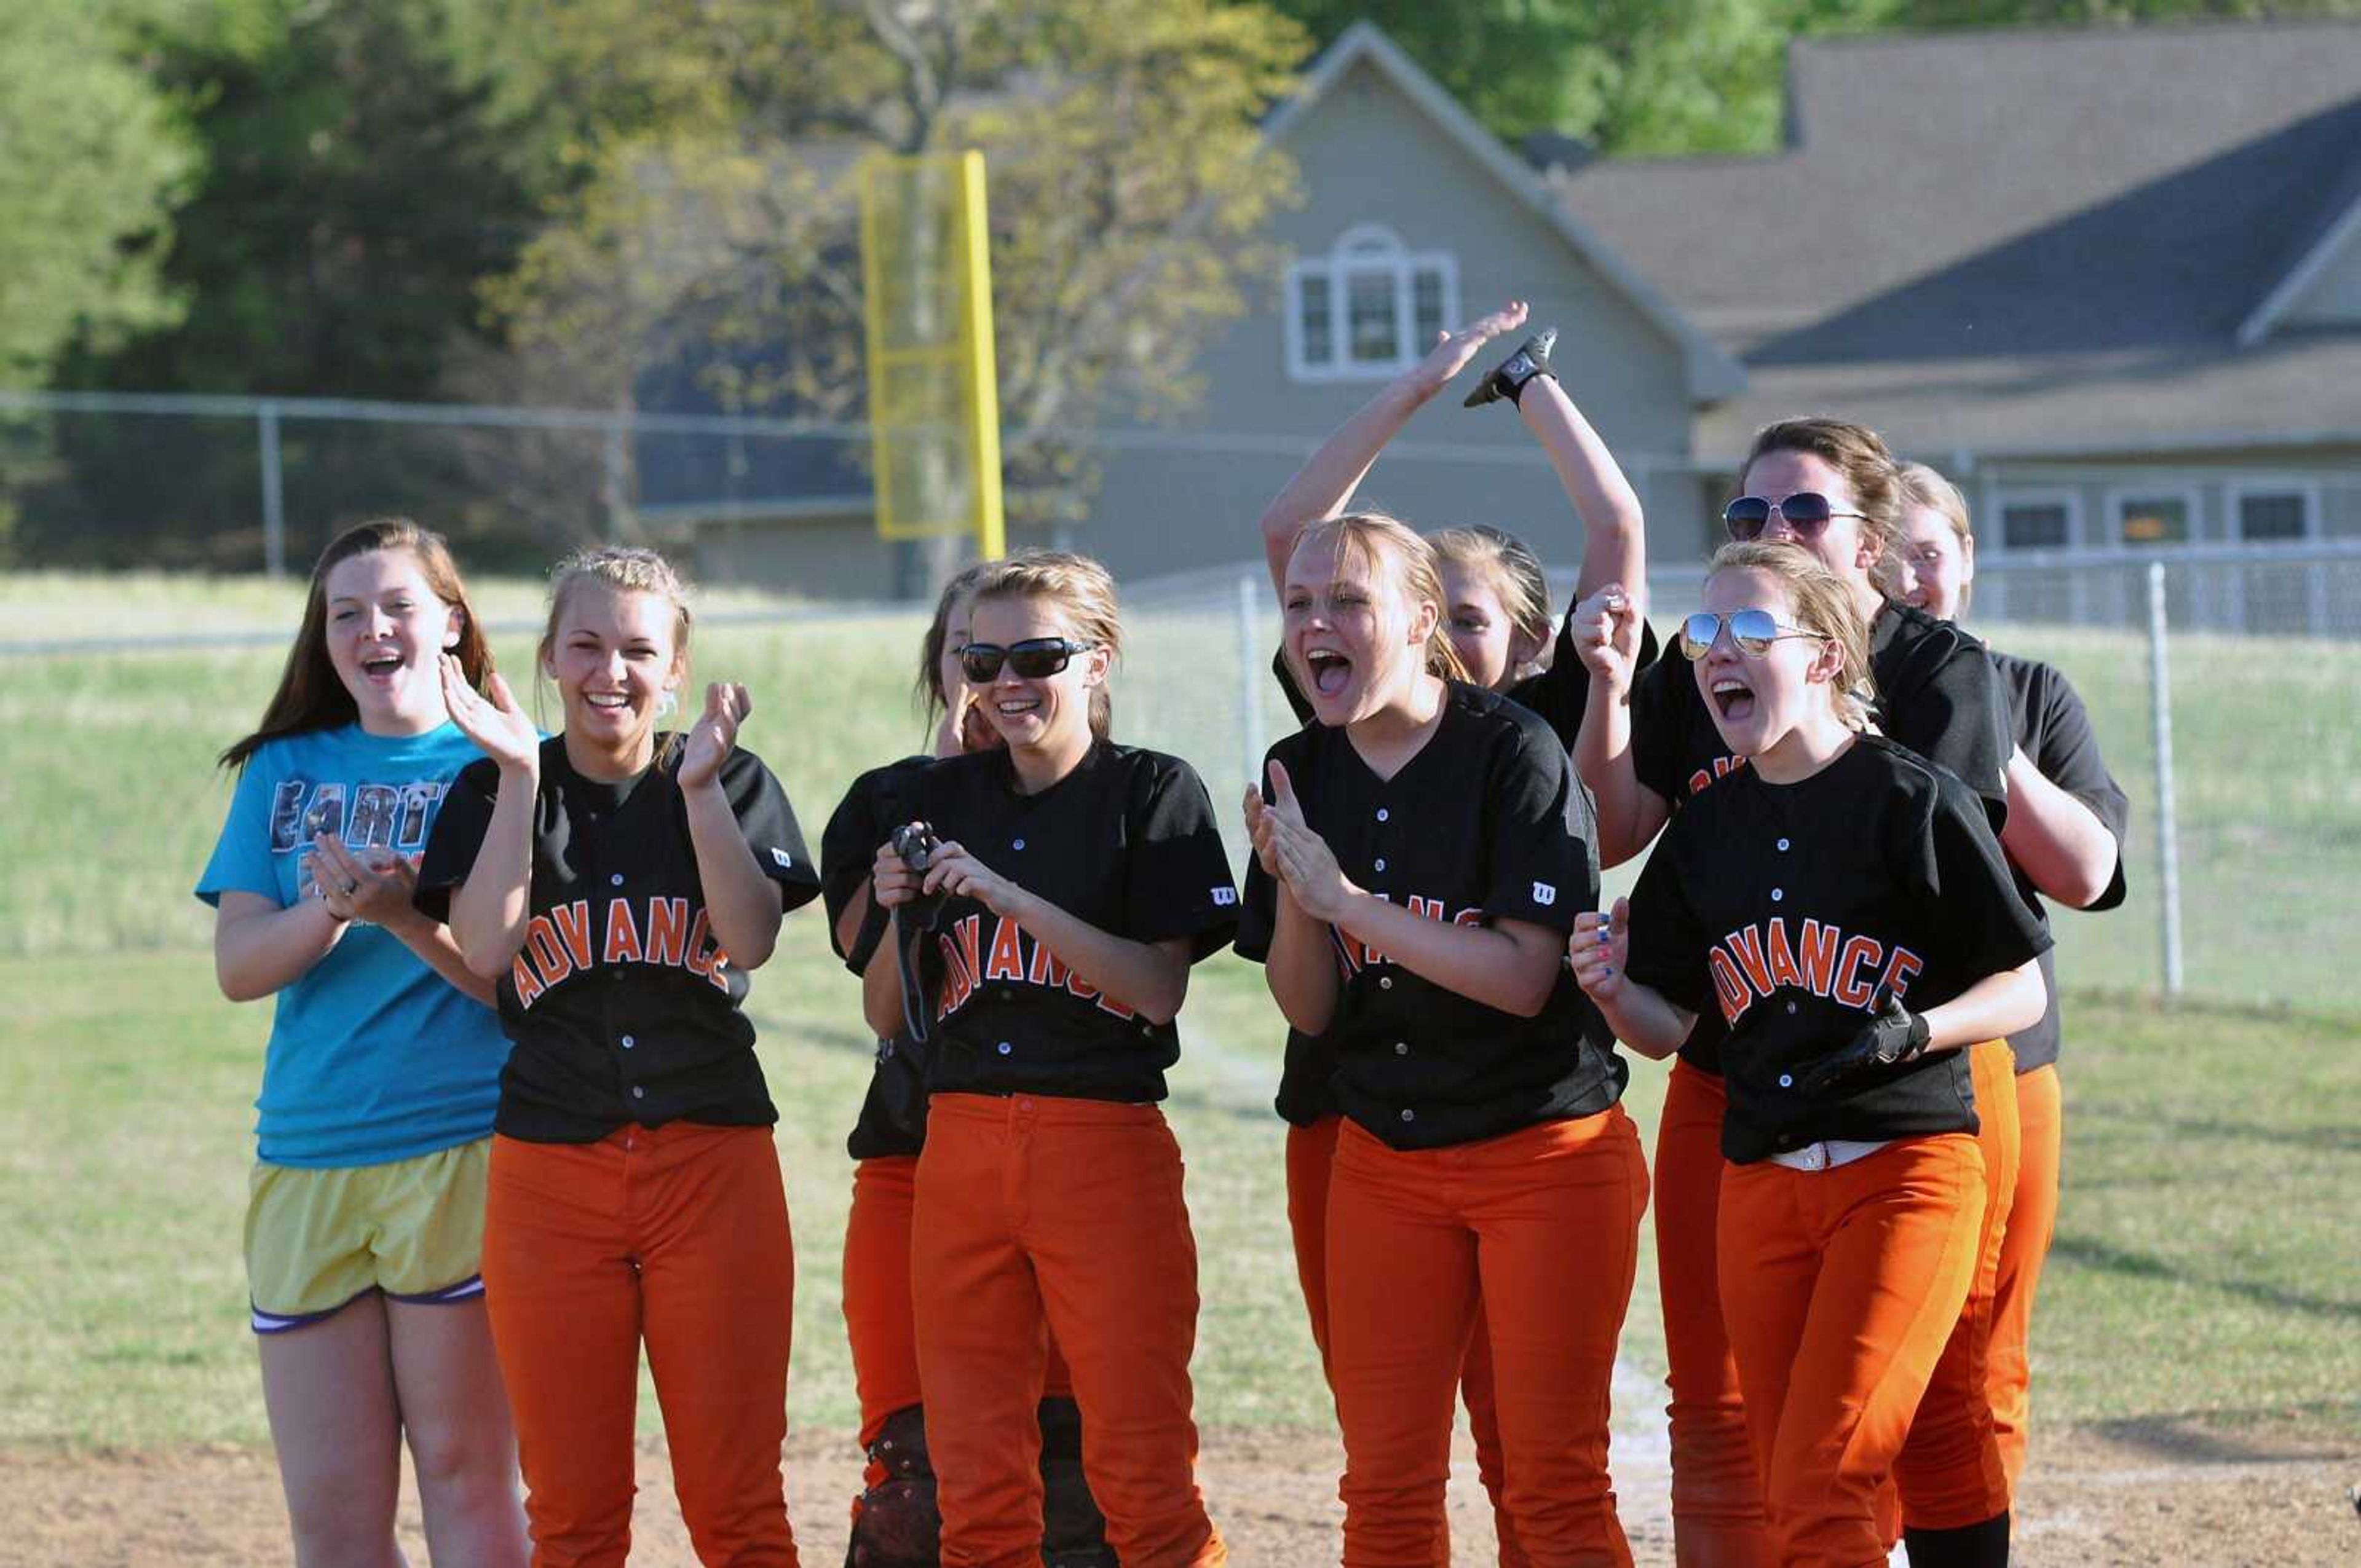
[508,896,732,1011]
[1331,894,1484,979]
[933,912,1139,1023]
[1709,917,1924,1026]
[1686,754,1747,798]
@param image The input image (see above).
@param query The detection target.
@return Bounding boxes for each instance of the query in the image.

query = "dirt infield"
[7,1419,2353,1566]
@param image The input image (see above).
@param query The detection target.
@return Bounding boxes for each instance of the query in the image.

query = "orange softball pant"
[1988,1061,2061,1491]
[1287,1115,1529,1564]
[912,1093,1223,1568]
[1326,1108,1648,1568]
[842,1154,1075,1483]
[1653,1060,1769,1567]
[482,1124,797,1568]
[1718,1133,1985,1568]
[1893,1041,2020,1532]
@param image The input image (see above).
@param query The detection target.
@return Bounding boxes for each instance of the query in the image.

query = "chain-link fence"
[1109,550,2361,1018]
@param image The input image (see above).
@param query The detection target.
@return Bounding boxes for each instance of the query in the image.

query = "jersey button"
[1399,1108,1415,1123]
[996,1041,1013,1056]
[621,1034,636,1050]
[1394,1042,1409,1056]
[1013,838,1027,851]
[1375,808,1389,822]
[1373,857,1387,873]
[1378,976,1393,990]
[1786,1001,1798,1015]
[631,1085,646,1099]
[1771,888,1784,902]
[609,873,625,887]
[1777,837,1791,852]
[1778,1073,1793,1089]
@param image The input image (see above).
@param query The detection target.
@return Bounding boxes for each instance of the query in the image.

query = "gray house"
[698,19,2361,633]
[1553,19,2361,632]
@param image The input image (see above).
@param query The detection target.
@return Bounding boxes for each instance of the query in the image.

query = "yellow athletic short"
[244,1137,490,1334]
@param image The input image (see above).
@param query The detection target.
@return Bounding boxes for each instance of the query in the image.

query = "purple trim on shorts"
[250,1285,378,1336]
[384,1273,485,1307]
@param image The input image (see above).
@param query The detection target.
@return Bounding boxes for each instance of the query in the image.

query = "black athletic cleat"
[1464,326,1557,408]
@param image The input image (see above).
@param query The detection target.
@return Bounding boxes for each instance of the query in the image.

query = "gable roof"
[2239,168,2361,347]
[1551,20,2361,457]
[1271,21,1745,401]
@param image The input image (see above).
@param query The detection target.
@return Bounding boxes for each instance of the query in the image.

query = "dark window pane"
[2239,492,2306,540]
[1412,268,1447,344]
[2001,503,2069,550]
[1347,271,1398,364]
[1298,275,1332,366]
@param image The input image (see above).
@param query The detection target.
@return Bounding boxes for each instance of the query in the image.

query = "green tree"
[0,0,194,383]
[481,0,1307,543]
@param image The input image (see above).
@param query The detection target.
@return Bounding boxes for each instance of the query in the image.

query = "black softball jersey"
[415,736,821,1143]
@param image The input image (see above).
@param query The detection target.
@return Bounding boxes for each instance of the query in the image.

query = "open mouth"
[995,696,1043,720]
[1710,677,1756,723]
[1304,647,1353,699]
[584,691,631,715]
[360,650,405,679]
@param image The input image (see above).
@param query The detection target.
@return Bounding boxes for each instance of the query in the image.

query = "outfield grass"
[2,944,2351,1451]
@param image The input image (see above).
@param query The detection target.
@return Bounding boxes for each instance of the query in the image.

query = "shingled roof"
[1551,20,2361,461]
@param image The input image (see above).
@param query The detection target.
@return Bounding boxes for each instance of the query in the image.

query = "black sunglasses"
[1723,492,1869,542]
[958,637,1096,683]
[1679,609,1827,661]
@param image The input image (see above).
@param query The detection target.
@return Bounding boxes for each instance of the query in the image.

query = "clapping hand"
[679,682,749,792]
[441,657,537,774]
[1260,760,1356,924]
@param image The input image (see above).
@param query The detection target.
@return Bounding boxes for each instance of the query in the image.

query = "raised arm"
[678,683,786,972]
[1514,372,1647,609]
[440,661,541,978]
[1257,301,1531,592]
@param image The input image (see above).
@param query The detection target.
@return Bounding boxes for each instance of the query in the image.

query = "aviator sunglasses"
[958,637,1096,683]
[1679,609,1827,661]
[1722,491,1869,542]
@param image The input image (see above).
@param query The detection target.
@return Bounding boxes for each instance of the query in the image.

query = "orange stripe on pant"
[483,1125,798,1568]
[1717,1133,1985,1568]
[913,1093,1223,1568]
[1288,1116,1531,1566]
[1653,1060,1770,1567]
[1988,1061,2061,1491]
[1894,1041,2020,1532]
[842,1154,1075,1479]
[1326,1109,1647,1567]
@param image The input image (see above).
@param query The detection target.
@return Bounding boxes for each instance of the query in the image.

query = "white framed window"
[1992,488,2081,551]
[1286,224,1459,382]
[2227,479,2319,542]
[2106,486,2202,548]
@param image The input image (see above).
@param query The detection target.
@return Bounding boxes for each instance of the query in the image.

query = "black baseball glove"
[1798,993,1932,1098]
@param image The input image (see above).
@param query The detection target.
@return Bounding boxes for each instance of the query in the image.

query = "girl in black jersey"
[1238,512,1645,1565]
[1251,301,1653,1560]
[864,551,1236,1568]
[818,562,1111,1567]
[1572,541,2049,1568]
[1894,463,2132,1494]
[417,546,818,1565]
[1573,417,2023,1568]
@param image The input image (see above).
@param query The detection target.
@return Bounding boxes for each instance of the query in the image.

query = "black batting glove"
[1463,327,1557,408]
[1798,993,1932,1098]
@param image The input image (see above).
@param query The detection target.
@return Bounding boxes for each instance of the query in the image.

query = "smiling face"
[1897,505,1974,621]
[936,591,1001,754]
[1738,449,1881,588]
[321,548,462,735]
[1439,560,1540,692]
[967,593,1107,755]
[1283,531,1438,726]
[545,583,683,765]
[1693,565,1842,758]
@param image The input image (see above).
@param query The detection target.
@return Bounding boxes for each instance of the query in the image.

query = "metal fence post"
[2146,561,2185,996]
[257,401,286,579]
[1236,570,1266,788]
[602,419,631,541]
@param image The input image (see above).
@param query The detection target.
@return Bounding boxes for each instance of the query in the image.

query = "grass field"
[1,573,2355,1459]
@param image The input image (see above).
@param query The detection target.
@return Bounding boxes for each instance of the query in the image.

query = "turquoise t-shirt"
[197,722,508,1167]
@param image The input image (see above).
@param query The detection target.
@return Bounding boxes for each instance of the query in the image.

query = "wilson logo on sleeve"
[1532,882,1557,907]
